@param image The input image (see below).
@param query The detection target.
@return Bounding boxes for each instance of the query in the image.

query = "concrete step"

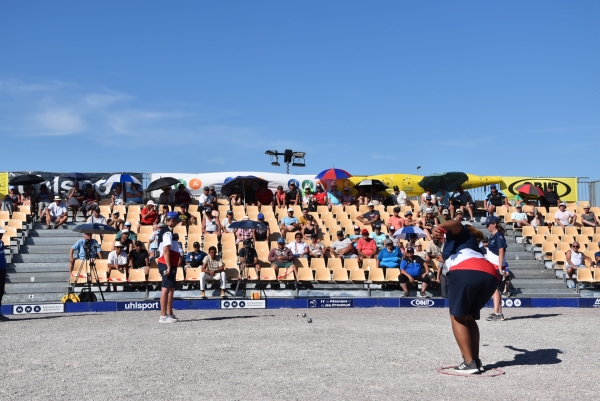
[511,279,568,289]
[25,237,79,245]
[5,282,69,293]
[6,263,69,273]
[517,288,579,296]
[12,254,70,263]
[7,272,69,283]
[19,245,70,254]
[508,270,557,279]
[2,293,66,303]
[505,252,535,260]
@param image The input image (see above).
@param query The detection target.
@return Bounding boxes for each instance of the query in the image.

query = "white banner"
[13,304,65,314]
[221,300,266,309]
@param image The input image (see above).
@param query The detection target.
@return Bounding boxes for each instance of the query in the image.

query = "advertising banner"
[500,177,578,202]
[117,301,161,311]
[13,304,64,314]
[221,300,266,309]
[399,298,446,308]
[308,299,354,308]
[0,171,7,198]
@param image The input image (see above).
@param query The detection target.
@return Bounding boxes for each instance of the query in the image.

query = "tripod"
[70,255,105,302]
[234,245,267,300]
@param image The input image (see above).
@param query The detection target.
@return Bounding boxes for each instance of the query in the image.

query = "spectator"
[388,226,402,248]
[356,228,378,261]
[110,183,125,207]
[280,207,300,238]
[129,241,150,276]
[540,185,561,212]
[148,221,161,257]
[268,237,296,279]
[399,247,432,298]
[565,242,592,287]
[512,193,525,208]
[420,187,437,206]
[199,187,214,211]
[530,211,545,228]
[36,184,54,219]
[302,188,316,211]
[580,205,598,232]
[274,185,286,210]
[202,208,222,238]
[390,185,407,206]
[207,186,219,210]
[413,243,429,264]
[449,187,475,222]
[327,183,342,211]
[357,202,382,228]
[136,200,158,233]
[117,230,134,254]
[107,211,124,231]
[421,208,438,240]
[436,187,450,212]
[106,241,128,291]
[239,238,261,279]
[116,221,137,242]
[69,233,101,272]
[235,217,253,244]
[254,213,270,242]
[418,195,436,218]
[286,182,301,206]
[595,243,600,267]
[174,184,192,206]
[243,184,257,207]
[349,225,362,247]
[66,182,85,222]
[86,206,107,224]
[185,242,207,269]
[453,209,464,221]
[554,202,577,228]
[484,184,509,216]
[403,210,417,226]
[438,209,450,223]
[511,205,530,228]
[158,186,175,210]
[201,246,226,298]
[228,185,243,207]
[313,185,327,208]
[287,232,309,258]
[158,205,170,224]
[255,182,273,210]
[125,183,144,205]
[81,184,98,217]
[426,237,447,297]
[355,187,369,206]
[369,224,387,251]
[221,210,237,233]
[2,186,21,214]
[177,203,197,229]
[302,215,318,241]
[481,238,513,297]
[377,238,402,270]
[328,230,357,259]
[341,187,355,207]
[369,187,384,205]
[307,234,326,260]
[387,207,405,231]
[45,196,68,229]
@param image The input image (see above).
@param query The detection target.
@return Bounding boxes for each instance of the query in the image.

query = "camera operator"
[69,233,101,273]
[239,238,260,280]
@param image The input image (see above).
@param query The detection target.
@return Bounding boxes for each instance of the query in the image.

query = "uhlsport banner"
[499,177,578,202]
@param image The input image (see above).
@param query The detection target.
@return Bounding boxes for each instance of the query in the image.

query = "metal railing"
[578,180,600,207]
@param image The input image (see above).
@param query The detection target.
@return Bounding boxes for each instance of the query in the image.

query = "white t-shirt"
[287,241,308,255]
[554,210,574,226]
[199,194,214,206]
[108,250,128,266]
[158,231,182,257]
[47,202,68,217]
[86,214,107,224]
[221,217,237,233]
[511,212,527,222]
[391,191,407,206]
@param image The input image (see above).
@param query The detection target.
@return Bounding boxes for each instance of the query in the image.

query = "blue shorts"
[157,262,177,288]
[448,270,498,320]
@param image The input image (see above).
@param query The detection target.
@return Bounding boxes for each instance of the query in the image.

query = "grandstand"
[6,198,599,304]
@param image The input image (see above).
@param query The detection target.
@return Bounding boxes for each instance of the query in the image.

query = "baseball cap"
[166,211,180,220]
[277,237,286,244]
[406,247,414,253]
[287,207,294,212]
[204,207,212,212]
[353,225,360,230]
[389,226,395,230]
[374,224,381,229]
[516,205,522,208]
[124,221,132,226]
[203,186,209,190]
[425,208,434,213]
[336,230,344,236]
[93,206,100,212]
[193,241,200,247]
[146,200,156,206]
[456,209,464,214]
[393,185,399,190]
[490,184,497,189]
[226,210,233,215]
[405,211,413,215]
[384,238,393,245]
[393,206,400,212]
[367,201,375,206]
[485,216,501,226]
[0,228,6,234]
[257,213,264,219]
[559,202,567,207]
[442,209,449,215]
[121,229,130,234]
[209,185,215,190]
[114,241,123,248]
[53,195,61,201]
[9,186,14,190]
[361,228,369,234]
[134,240,143,246]
[482,237,489,242]
[113,211,120,215]
[425,195,432,200]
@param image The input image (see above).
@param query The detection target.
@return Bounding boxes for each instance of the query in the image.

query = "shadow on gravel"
[180,315,275,322]
[507,313,561,321]
[4,314,99,322]
[487,346,563,369]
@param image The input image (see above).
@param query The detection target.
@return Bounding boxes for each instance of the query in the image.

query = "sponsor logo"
[501,299,521,307]
[301,180,315,192]
[188,178,202,190]
[123,301,160,311]
[13,304,64,314]
[287,179,300,189]
[308,299,353,308]
[594,299,600,308]
[410,299,435,307]
[221,300,265,309]
[507,179,572,198]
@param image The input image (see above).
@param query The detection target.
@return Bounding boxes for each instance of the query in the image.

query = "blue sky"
[0,1,598,179]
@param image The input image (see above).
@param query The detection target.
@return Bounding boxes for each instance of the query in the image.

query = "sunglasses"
[572,245,580,248]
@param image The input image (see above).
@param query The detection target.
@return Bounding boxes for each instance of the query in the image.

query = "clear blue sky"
[1,1,598,179]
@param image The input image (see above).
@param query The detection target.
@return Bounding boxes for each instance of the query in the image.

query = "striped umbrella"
[315,168,352,181]
[516,183,544,198]
[103,173,141,187]
[392,226,427,240]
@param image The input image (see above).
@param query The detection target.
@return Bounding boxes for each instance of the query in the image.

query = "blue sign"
[400,298,446,308]
[117,301,161,311]
[287,179,300,189]
[308,299,353,308]
[501,298,531,308]
[578,298,600,308]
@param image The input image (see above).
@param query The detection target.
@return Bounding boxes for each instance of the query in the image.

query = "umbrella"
[221,176,269,197]
[227,220,268,230]
[418,172,469,193]
[516,183,544,199]
[315,168,352,181]
[354,179,388,192]
[60,172,89,181]
[8,174,45,186]
[393,226,427,240]
[103,173,141,187]
[73,223,118,235]
[146,177,180,192]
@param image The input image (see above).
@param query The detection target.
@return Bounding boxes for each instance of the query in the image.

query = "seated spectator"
[228,185,243,207]
[107,210,124,231]
[86,206,107,224]
[565,242,592,286]
[129,241,150,275]
[287,232,309,258]
[159,204,170,224]
[298,208,319,229]
[418,195,436,218]
[235,217,253,244]
[302,188,316,211]
[449,186,475,222]
[116,222,137,241]
[239,238,261,279]
[280,208,300,238]
[307,234,325,259]
[390,185,408,206]
[174,184,192,206]
[199,187,214,212]
[512,193,525,208]
[438,209,450,223]
[81,184,98,217]
[453,209,464,221]
[111,183,125,207]
[421,208,438,240]
[540,185,561,212]
[107,241,128,291]
[356,228,378,261]
[327,183,342,211]
[158,186,175,210]
[125,183,144,205]
[302,215,318,241]
[328,230,357,259]
[2,186,21,214]
[377,238,402,270]
[66,182,85,222]
[274,185,286,210]
[387,207,405,231]
[484,184,509,216]
[413,242,428,262]
[207,186,219,210]
[511,205,530,228]
[137,200,158,232]
[369,224,387,251]
[313,185,327,208]
[388,226,402,248]
[177,203,197,229]
[426,238,447,297]
[117,230,134,254]
[221,210,237,233]
[355,187,369,206]
[357,202,382,228]
[202,208,222,237]
[244,185,257,206]
[436,187,450,211]
[580,205,598,232]
[341,186,355,207]
[201,246,226,298]
[554,202,577,228]
[268,237,296,280]
[406,233,419,249]
[595,243,600,267]
[369,187,384,205]
[254,213,270,242]
[420,187,437,207]
[45,196,68,229]
[148,221,161,257]
[185,242,207,268]
[69,233,101,272]
[349,225,362,247]
[530,211,545,228]
[37,184,54,219]
[255,182,273,210]
[286,182,301,207]
[399,247,432,298]
[403,210,417,226]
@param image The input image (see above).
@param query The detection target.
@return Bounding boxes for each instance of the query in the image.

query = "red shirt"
[256,189,273,205]
[357,238,377,257]
[141,207,158,224]
[314,192,327,205]
[388,216,404,229]
[174,190,191,205]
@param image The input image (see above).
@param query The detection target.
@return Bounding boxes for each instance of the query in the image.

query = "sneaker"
[486,313,499,321]
[417,291,432,298]
[475,358,484,373]
[166,315,178,323]
[501,291,511,298]
[497,314,505,321]
[453,359,480,374]
[400,291,410,297]
[220,289,226,298]
[579,283,586,289]
[567,280,576,289]
[159,316,171,324]
[200,290,206,298]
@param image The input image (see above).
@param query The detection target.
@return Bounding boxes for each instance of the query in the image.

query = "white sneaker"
[166,315,178,323]
[159,316,172,324]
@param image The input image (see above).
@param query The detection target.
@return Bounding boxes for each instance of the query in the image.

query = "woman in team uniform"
[432,220,499,374]
[482,216,508,322]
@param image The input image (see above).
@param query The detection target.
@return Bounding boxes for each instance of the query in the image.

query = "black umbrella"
[227,220,268,230]
[354,179,388,192]
[60,172,90,181]
[9,174,45,186]
[146,177,180,192]
[221,176,269,197]
[73,223,118,235]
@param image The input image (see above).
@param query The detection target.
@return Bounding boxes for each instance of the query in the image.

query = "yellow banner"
[0,172,8,198]
[500,177,578,202]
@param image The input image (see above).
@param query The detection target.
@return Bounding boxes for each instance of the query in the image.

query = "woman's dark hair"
[208,246,217,253]
[466,225,485,242]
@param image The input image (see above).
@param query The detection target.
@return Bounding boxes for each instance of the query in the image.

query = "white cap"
[121,229,130,233]
[367,201,375,206]
[0,228,6,234]
[287,207,294,212]
[53,195,62,201]
[425,208,434,213]
[114,241,123,247]
[146,200,156,206]
[559,202,567,206]
[389,226,395,230]
[442,209,449,215]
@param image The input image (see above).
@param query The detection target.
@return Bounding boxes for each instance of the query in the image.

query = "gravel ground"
[1,307,599,400]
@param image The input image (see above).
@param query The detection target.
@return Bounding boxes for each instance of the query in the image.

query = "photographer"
[69,233,101,272]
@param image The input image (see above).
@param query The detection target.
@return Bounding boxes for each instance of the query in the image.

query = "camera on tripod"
[83,238,93,260]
